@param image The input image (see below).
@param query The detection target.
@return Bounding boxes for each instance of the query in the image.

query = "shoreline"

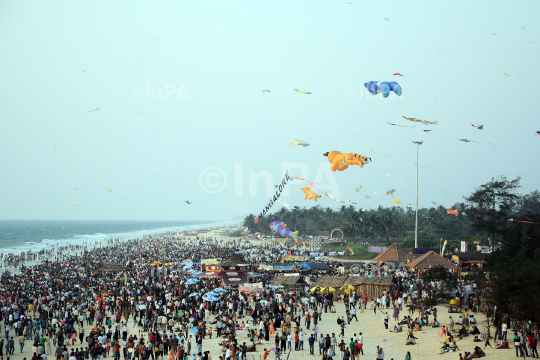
[0,219,242,256]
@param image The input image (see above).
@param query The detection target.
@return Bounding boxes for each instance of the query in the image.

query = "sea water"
[0,219,237,254]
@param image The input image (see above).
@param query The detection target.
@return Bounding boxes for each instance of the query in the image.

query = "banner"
[368,246,387,253]
[328,252,337,256]
[255,167,292,223]
[460,241,466,252]
[201,258,220,266]
[283,255,304,261]
[337,251,345,256]
[441,240,448,256]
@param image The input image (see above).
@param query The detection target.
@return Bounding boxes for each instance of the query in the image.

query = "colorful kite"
[439,189,448,194]
[406,204,413,208]
[424,130,432,132]
[270,221,299,242]
[381,17,389,21]
[392,199,403,204]
[109,189,113,193]
[324,192,358,205]
[290,139,310,147]
[393,73,403,76]
[364,81,402,98]
[536,131,540,136]
[302,187,321,202]
[403,116,438,125]
[471,124,484,130]
[355,186,370,198]
[294,88,312,94]
[86,108,99,113]
[386,121,415,128]
[507,219,538,224]
[324,151,371,172]
[432,201,439,205]
[262,89,271,93]
[386,189,396,196]
[504,73,510,76]
[459,139,479,143]
[422,214,436,221]
[447,208,460,216]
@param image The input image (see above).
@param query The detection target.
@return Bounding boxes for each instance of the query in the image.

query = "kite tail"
[289,231,299,241]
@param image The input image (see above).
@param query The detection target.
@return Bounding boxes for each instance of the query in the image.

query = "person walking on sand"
[484,333,492,349]
[384,313,389,330]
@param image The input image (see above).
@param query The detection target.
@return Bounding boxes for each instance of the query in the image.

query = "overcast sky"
[0,0,538,221]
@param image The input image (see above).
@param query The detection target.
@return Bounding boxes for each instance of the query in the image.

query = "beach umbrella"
[208,296,220,302]
[327,287,337,292]
[205,291,218,296]
[186,279,199,285]
[340,285,355,294]
[214,288,227,293]
[188,293,200,297]
[310,287,323,292]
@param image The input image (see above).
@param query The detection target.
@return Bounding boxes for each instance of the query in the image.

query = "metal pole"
[412,141,423,249]
[415,143,419,249]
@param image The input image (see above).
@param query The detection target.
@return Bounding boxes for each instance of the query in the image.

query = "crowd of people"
[0,231,535,360]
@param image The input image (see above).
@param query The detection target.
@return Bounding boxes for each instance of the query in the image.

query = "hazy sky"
[1,0,538,221]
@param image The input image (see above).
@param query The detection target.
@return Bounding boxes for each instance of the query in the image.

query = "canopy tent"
[298,262,331,271]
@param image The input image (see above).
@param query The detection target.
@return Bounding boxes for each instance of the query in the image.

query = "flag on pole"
[441,240,448,256]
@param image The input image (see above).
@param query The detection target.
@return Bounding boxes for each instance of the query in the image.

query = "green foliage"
[464,176,521,250]
[244,204,474,243]
[485,219,540,322]
[421,266,459,305]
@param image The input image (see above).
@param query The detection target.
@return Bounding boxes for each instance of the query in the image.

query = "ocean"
[0,220,236,254]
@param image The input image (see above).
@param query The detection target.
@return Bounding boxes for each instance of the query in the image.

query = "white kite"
[290,139,310,147]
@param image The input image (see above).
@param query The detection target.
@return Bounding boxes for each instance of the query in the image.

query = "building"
[198,256,253,285]
[312,275,393,297]
[373,243,413,263]
[406,251,457,270]
[271,274,305,289]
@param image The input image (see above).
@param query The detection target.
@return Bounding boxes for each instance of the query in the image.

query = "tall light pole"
[412,141,423,249]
